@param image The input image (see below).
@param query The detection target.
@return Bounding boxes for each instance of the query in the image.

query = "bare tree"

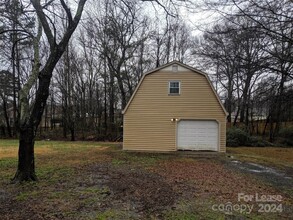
[0,0,35,136]
[197,22,240,123]
[228,0,293,138]
[12,0,87,183]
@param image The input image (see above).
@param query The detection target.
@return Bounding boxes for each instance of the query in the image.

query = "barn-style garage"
[122,61,228,152]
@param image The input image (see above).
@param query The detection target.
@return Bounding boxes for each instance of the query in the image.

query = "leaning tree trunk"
[11,0,87,183]
[12,74,52,183]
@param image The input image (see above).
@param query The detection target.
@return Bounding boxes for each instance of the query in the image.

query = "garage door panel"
[177,120,218,151]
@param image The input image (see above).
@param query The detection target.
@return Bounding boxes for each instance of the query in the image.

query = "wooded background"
[0,0,292,142]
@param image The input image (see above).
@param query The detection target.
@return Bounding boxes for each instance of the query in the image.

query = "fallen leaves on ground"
[151,158,286,203]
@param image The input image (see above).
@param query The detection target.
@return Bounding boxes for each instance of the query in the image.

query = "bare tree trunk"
[240,75,252,123]
[12,39,18,137]
[103,75,108,135]
[1,125,6,136]
[62,107,68,139]
[273,73,286,140]
[1,94,12,137]
[109,72,115,136]
[13,126,37,182]
[262,113,270,137]
[13,73,52,183]
[70,125,75,141]
[116,74,127,110]
[156,37,161,67]
[233,107,240,126]
[226,75,233,123]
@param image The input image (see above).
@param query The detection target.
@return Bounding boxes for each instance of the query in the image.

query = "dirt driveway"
[225,158,293,197]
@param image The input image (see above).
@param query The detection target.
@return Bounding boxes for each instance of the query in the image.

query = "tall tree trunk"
[239,74,252,124]
[62,108,67,138]
[12,38,18,137]
[156,38,160,67]
[12,126,37,182]
[240,89,248,123]
[11,2,19,137]
[262,113,270,137]
[1,95,12,137]
[70,125,75,141]
[116,74,127,110]
[1,125,6,136]
[109,72,115,135]
[12,73,52,183]
[271,73,287,141]
[103,76,108,135]
[233,107,240,126]
[226,76,233,123]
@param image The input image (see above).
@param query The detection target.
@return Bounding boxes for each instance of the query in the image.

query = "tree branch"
[0,29,33,37]
[231,0,293,43]
[30,0,55,49]
[19,18,42,124]
[141,0,177,17]
[42,0,55,9]
[60,0,73,25]
[59,0,87,50]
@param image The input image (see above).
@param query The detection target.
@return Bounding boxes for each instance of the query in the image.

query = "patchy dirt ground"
[225,159,293,198]
[0,141,292,219]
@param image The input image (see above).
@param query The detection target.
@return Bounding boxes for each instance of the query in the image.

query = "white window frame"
[168,81,181,95]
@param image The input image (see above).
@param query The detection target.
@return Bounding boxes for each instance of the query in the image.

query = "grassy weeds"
[0,140,117,182]
[227,147,293,168]
[0,140,292,219]
[0,140,120,219]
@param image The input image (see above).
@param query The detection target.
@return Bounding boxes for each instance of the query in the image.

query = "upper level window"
[169,81,180,95]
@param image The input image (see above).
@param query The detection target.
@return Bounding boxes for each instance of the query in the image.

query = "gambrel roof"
[122,60,228,116]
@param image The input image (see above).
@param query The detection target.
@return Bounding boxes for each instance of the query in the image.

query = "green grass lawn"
[227,147,293,169]
[0,140,292,219]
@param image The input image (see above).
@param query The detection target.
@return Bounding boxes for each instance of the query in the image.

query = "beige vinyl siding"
[123,70,227,152]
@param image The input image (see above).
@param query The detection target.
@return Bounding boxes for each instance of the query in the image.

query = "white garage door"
[177,120,218,151]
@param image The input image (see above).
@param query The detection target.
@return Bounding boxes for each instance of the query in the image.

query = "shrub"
[226,128,250,147]
[226,128,273,147]
[248,136,273,147]
[278,127,293,146]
